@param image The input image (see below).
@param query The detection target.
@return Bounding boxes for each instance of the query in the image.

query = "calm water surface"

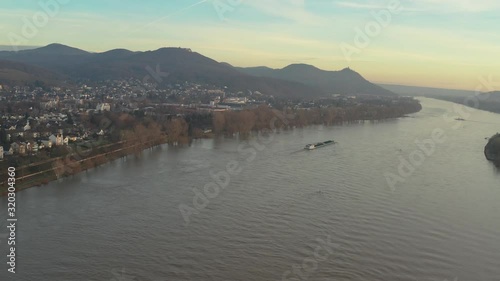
[1,97,500,281]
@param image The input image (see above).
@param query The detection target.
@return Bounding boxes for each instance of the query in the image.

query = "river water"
[1,97,500,281]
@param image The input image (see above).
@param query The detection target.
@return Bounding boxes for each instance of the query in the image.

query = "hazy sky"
[1,0,499,90]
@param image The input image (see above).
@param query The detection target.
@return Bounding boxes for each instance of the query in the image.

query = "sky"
[1,0,499,90]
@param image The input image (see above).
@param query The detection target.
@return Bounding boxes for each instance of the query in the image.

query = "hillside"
[482,91,500,102]
[0,44,396,98]
[412,90,500,114]
[0,44,327,98]
[237,64,395,96]
[380,84,476,98]
[0,43,92,74]
[0,60,64,86]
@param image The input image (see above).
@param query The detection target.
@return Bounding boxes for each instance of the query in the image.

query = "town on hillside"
[0,78,420,179]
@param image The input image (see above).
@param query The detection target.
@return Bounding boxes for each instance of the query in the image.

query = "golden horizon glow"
[1,0,499,91]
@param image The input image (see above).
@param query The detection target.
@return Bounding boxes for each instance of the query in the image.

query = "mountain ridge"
[236,64,395,96]
[0,43,395,98]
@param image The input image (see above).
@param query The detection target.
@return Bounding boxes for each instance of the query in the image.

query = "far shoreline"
[1,101,423,196]
[2,121,420,196]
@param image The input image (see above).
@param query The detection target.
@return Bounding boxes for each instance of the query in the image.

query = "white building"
[56,134,64,146]
[49,134,64,146]
[223,97,248,105]
[96,103,111,112]
[23,120,31,131]
[19,143,26,155]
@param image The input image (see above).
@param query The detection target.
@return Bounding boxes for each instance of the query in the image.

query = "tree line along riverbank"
[0,100,422,194]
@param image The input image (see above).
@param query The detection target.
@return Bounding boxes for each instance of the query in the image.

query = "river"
[1,97,499,281]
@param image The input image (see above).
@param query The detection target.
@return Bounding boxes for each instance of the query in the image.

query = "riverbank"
[423,94,500,114]
[0,100,422,195]
[8,97,500,281]
[0,136,167,195]
[420,96,500,167]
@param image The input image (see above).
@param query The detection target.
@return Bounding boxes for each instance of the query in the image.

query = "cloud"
[416,0,500,12]
[333,0,500,13]
[140,0,210,29]
[334,1,396,10]
[243,0,328,25]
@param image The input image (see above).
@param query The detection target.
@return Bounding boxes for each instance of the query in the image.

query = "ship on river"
[304,140,336,150]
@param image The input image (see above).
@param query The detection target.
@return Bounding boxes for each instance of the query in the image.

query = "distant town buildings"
[223,97,247,105]
[0,77,413,162]
[96,103,111,112]
[49,134,64,146]
[41,140,53,149]
[23,120,31,131]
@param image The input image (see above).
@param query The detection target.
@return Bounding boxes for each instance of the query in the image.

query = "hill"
[382,83,500,113]
[379,84,475,98]
[482,91,500,102]
[0,44,395,98]
[237,64,395,96]
[0,45,327,98]
[0,43,93,77]
[0,60,64,86]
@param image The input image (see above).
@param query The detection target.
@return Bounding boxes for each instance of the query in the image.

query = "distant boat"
[455,118,466,121]
[305,140,335,150]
